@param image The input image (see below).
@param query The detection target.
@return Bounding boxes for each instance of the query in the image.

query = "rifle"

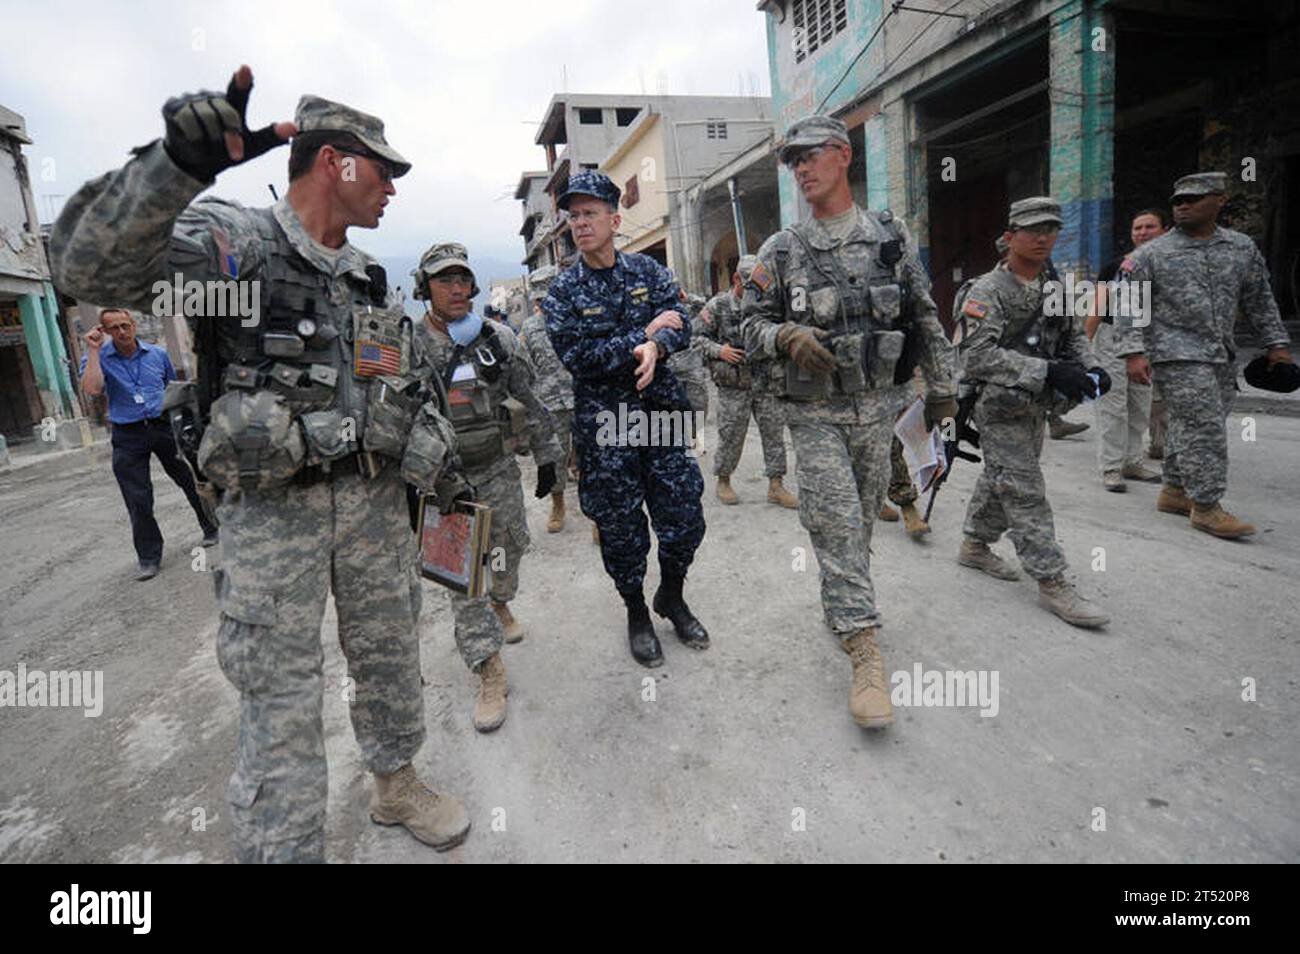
[922,391,981,523]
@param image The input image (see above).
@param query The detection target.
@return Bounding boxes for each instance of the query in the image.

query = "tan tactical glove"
[776,324,835,375]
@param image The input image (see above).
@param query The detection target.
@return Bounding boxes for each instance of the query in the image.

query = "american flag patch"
[749,261,773,292]
[355,340,401,376]
[963,298,989,319]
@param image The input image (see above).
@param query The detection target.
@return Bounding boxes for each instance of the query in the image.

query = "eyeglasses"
[783,144,832,169]
[432,273,474,287]
[1171,194,1207,207]
[334,149,396,184]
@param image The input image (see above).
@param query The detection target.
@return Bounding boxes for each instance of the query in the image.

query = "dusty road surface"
[2,405,1297,863]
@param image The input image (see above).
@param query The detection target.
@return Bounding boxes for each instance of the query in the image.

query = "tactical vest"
[774,210,909,401]
[438,324,526,471]
[196,208,422,490]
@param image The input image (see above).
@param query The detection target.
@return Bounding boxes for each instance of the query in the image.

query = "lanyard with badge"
[121,350,147,404]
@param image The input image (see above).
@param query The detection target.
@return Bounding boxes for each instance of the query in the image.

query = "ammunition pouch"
[833,331,869,395]
[363,374,421,460]
[401,401,458,491]
[198,389,307,491]
[499,396,527,455]
[868,329,905,389]
[456,425,507,469]
[299,408,354,463]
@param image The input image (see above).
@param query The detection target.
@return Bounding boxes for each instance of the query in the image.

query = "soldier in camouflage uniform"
[700,255,796,509]
[49,68,470,861]
[741,116,956,729]
[667,288,711,444]
[955,197,1110,628]
[542,171,708,669]
[411,243,561,730]
[519,264,576,533]
[1115,172,1294,538]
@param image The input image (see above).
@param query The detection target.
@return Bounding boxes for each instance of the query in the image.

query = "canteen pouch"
[198,389,306,491]
[867,329,905,389]
[401,401,458,491]
[363,374,420,460]
[783,361,831,401]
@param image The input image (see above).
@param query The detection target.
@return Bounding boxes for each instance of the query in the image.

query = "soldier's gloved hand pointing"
[163,65,296,182]
[534,462,557,499]
[776,324,835,375]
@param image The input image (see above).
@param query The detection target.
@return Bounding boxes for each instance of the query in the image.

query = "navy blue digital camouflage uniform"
[543,250,706,594]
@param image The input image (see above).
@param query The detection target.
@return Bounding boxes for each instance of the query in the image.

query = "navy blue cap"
[558,170,621,210]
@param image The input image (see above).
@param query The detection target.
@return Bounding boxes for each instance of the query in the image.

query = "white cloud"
[4,0,770,286]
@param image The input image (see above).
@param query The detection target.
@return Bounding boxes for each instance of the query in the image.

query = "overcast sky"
[4,0,771,291]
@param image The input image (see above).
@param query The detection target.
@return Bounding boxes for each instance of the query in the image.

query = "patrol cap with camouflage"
[294,94,411,178]
[1170,172,1227,202]
[777,115,850,164]
[558,170,621,210]
[1008,196,1063,229]
[528,264,558,301]
[737,254,759,279]
[412,242,479,299]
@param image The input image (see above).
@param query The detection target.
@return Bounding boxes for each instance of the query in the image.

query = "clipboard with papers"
[416,496,493,597]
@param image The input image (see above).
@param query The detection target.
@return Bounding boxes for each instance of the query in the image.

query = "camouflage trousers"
[214,468,425,864]
[1093,322,1152,472]
[1154,360,1236,506]
[548,407,574,494]
[963,405,1067,581]
[886,436,916,506]
[786,401,893,636]
[440,453,529,671]
[713,384,787,478]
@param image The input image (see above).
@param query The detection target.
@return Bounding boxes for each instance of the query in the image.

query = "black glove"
[1089,366,1113,397]
[534,462,557,499]
[162,71,288,182]
[1045,361,1097,402]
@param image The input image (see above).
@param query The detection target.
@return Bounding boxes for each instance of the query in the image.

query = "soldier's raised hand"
[163,65,297,182]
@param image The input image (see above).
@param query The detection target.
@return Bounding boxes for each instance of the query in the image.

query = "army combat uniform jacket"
[48,139,443,863]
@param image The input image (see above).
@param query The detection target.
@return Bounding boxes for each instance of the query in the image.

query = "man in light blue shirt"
[80,308,218,579]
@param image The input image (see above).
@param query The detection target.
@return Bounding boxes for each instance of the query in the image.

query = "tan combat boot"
[472,652,509,732]
[957,537,1020,580]
[1038,576,1109,628]
[492,601,525,644]
[547,491,565,533]
[841,628,892,729]
[370,764,471,851]
[1121,463,1160,483]
[1102,470,1126,493]
[1191,503,1256,539]
[878,502,900,522]
[766,477,797,509]
[716,475,739,505]
[1049,417,1089,440]
[1156,483,1192,515]
[900,502,930,537]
